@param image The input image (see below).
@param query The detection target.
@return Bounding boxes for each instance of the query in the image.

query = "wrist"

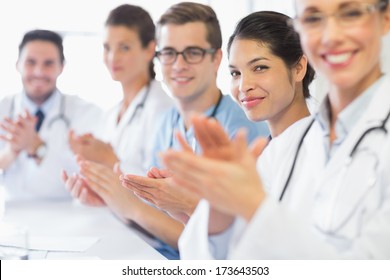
[26,135,44,155]
[242,192,265,222]
[27,140,47,161]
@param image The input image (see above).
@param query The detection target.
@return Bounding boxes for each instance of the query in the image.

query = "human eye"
[254,65,269,72]
[301,12,323,26]
[119,44,130,52]
[339,5,364,21]
[103,43,109,52]
[160,49,176,58]
[185,48,204,59]
[44,60,56,67]
[230,69,241,78]
[25,59,36,66]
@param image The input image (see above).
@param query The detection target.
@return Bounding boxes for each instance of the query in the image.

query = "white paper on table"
[29,236,101,252]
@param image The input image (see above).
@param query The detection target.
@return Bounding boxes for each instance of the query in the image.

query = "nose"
[32,64,45,77]
[172,53,189,71]
[238,74,255,94]
[107,49,119,64]
[320,17,344,47]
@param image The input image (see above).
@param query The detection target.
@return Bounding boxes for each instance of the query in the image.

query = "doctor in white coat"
[0,30,101,201]
[66,4,174,175]
[162,0,390,259]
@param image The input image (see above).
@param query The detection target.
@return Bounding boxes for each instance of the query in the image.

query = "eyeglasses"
[291,1,387,33]
[155,47,216,65]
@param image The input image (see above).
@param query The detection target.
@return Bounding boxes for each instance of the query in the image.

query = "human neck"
[268,93,310,138]
[121,74,150,108]
[178,87,221,130]
[26,89,55,106]
[327,70,383,135]
[117,74,150,124]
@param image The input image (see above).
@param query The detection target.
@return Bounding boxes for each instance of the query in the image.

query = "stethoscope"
[124,82,151,126]
[9,92,70,129]
[168,91,223,150]
[279,108,390,201]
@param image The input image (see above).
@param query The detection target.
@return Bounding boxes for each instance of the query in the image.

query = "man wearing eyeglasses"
[119,2,269,259]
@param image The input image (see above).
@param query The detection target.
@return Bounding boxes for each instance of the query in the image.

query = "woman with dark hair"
[63,5,173,222]
[66,4,173,173]
[165,0,390,259]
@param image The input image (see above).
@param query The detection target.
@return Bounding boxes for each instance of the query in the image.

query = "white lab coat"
[95,80,174,175]
[179,75,390,259]
[0,90,102,201]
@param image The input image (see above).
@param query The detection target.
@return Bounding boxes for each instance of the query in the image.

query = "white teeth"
[174,77,190,82]
[326,53,352,64]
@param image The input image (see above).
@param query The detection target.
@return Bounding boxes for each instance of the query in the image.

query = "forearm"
[130,202,184,249]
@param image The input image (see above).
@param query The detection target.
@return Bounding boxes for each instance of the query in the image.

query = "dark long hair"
[105,4,156,79]
[227,11,315,98]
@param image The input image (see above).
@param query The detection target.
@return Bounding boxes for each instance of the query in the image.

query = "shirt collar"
[315,75,385,139]
[21,89,60,115]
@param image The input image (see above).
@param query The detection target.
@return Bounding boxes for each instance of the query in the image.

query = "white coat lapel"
[313,76,390,235]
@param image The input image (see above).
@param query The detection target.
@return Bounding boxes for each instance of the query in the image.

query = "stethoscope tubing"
[9,92,70,129]
[279,109,390,202]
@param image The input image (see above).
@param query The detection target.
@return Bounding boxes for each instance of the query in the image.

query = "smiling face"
[229,39,304,126]
[157,22,221,104]
[17,40,63,104]
[295,0,390,95]
[103,25,154,84]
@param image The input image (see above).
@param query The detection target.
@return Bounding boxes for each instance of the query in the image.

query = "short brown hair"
[157,2,222,49]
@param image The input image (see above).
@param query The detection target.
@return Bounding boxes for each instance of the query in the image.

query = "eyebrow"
[229,57,269,68]
[302,1,354,13]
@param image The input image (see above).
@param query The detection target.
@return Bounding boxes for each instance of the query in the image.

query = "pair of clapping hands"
[64,130,196,224]
[0,110,43,156]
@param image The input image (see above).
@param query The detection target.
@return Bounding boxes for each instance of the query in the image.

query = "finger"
[122,174,157,189]
[193,116,231,150]
[147,167,172,179]
[24,109,33,119]
[233,128,248,154]
[61,170,69,182]
[80,161,112,186]
[0,134,11,143]
[68,129,75,142]
[147,167,160,179]
[0,121,16,134]
[120,179,154,198]
[113,162,122,175]
[192,115,216,149]
[64,173,78,192]
[134,192,155,206]
[71,177,86,198]
[175,131,192,152]
[75,154,85,164]
[132,187,155,202]
[162,151,217,187]
[79,187,105,206]
[249,137,269,158]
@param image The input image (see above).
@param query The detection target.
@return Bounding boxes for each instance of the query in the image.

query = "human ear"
[293,54,308,83]
[146,40,157,61]
[212,48,223,73]
[381,4,390,35]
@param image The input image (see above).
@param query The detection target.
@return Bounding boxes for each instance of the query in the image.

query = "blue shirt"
[149,93,269,259]
[150,94,269,168]
[315,75,384,161]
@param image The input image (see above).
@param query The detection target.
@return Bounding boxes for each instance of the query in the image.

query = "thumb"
[250,137,269,158]
[61,169,69,182]
[113,162,122,175]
